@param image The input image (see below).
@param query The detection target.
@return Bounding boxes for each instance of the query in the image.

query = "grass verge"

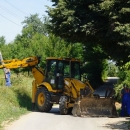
[0,75,33,129]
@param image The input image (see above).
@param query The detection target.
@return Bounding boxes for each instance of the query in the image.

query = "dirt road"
[4,106,129,130]
[3,77,130,130]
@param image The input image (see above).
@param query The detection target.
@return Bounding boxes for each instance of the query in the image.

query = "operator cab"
[46,57,81,90]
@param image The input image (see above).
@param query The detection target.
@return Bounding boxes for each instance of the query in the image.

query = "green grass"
[0,74,33,129]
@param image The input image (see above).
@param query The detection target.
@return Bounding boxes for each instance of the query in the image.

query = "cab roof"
[46,57,80,62]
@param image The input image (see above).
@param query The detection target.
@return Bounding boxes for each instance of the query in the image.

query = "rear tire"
[59,96,68,115]
[35,87,53,112]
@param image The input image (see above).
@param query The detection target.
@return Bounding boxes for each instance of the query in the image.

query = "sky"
[0,0,53,43]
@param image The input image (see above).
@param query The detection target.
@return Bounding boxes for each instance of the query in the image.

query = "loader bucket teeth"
[72,97,118,117]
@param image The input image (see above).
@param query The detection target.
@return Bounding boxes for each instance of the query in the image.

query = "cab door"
[56,61,64,89]
[46,60,57,89]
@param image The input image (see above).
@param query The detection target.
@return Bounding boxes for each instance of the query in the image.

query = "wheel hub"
[38,93,45,106]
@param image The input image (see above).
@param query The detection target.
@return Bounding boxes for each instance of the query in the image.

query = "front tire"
[35,87,52,112]
[59,96,69,115]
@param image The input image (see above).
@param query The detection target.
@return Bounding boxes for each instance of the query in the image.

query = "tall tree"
[13,14,84,65]
[82,43,108,87]
[22,14,48,36]
[44,34,83,59]
[47,0,130,65]
[14,14,48,53]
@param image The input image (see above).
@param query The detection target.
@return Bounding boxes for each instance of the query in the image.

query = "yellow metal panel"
[32,80,37,103]
[31,67,45,85]
[40,82,62,93]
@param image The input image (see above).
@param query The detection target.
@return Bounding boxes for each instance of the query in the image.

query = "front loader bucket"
[72,97,118,117]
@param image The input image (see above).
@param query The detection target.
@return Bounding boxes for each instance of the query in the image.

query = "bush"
[114,68,130,102]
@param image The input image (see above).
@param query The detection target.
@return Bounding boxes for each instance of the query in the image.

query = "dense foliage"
[47,0,130,66]
[114,65,130,102]
[82,43,108,87]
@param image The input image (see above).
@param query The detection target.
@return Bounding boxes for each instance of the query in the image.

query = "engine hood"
[64,78,86,89]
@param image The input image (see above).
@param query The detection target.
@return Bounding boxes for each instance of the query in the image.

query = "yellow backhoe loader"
[0,56,117,117]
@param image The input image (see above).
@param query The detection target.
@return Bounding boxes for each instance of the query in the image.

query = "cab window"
[71,62,81,80]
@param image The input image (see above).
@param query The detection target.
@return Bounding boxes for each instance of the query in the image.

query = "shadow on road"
[104,118,130,130]
[50,106,60,115]
[34,105,61,115]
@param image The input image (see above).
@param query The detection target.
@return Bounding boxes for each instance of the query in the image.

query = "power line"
[0,4,23,20]
[0,13,22,27]
[4,0,28,16]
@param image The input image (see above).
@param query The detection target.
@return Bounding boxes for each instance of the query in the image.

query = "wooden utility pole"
[0,51,4,66]
[0,51,3,63]
[0,51,6,73]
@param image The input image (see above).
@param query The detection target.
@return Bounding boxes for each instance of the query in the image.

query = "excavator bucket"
[72,97,118,117]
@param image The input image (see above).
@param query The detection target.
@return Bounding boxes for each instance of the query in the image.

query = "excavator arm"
[0,56,45,84]
[0,56,46,109]
[0,56,40,69]
[0,56,45,85]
